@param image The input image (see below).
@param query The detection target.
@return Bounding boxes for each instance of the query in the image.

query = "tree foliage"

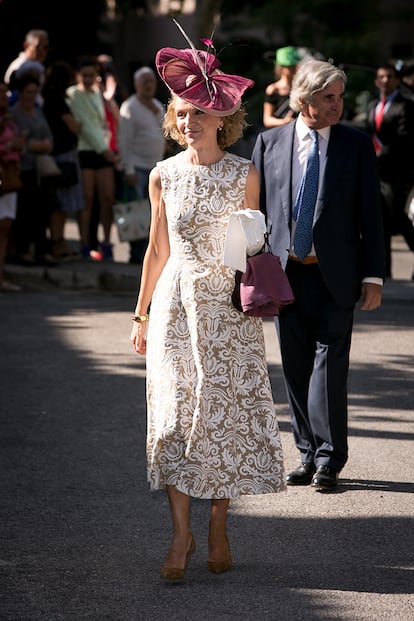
[0,0,105,75]
[218,0,383,64]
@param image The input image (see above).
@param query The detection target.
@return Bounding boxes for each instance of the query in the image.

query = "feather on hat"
[155,20,254,116]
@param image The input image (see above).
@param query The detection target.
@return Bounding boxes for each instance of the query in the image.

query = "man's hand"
[360,283,382,311]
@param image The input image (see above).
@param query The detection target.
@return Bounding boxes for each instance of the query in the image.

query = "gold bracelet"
[131,314,150,322]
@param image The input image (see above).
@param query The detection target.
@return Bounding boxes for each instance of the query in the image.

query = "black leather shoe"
[286,463,316,486]
[311,466,338,491]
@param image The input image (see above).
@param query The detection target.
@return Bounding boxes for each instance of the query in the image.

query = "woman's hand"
[130,321,147,355]
[28,138,53,153]
[12,134,25,152]
[125,172,136,187]
[101,148,119,165]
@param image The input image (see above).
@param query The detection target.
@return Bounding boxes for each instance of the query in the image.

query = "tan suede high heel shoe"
[160,535,196,580]
[207,536,232,574]
[207,556,232,574]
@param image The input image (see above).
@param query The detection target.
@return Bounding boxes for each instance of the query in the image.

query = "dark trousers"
[12,170,51,256]
[276,260,354,472]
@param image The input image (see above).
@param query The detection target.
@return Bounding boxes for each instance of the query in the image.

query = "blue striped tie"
[293,130,319,260]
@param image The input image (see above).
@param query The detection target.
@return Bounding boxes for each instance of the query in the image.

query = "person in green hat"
[263,45,301,128]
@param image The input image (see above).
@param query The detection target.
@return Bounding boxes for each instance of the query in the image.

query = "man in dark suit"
[252,60,385,491]
[367,63,414,279]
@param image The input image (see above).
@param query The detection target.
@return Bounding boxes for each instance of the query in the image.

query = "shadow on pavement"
[1,286,413,620]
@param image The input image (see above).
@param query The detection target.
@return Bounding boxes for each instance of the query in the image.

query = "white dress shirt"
[118,95,165,174]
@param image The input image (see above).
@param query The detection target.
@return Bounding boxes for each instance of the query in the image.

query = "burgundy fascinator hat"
[156,19,254,116]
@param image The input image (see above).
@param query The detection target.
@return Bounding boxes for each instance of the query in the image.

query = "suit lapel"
[272,123,295,224]
[320,124,343,206]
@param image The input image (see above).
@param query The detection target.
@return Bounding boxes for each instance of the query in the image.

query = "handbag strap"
[263,229,274,255]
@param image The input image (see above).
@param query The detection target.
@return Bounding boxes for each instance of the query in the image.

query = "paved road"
[1,233,413,620]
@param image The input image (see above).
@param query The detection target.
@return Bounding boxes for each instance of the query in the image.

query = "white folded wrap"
[223,209,267,272]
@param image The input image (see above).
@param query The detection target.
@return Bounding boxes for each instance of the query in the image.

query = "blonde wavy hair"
[163,95,248,149]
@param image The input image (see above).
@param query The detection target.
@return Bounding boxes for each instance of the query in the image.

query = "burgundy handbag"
[232,240,295,317]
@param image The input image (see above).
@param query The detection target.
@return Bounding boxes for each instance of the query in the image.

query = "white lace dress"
[146,150,285,499]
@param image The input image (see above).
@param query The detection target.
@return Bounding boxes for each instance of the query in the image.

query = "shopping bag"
[35,154,62,179]
[113,197,151,242]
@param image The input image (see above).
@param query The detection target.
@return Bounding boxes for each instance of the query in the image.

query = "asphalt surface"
[1,226,413,620]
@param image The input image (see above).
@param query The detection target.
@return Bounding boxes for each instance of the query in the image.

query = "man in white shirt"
[4,29,49,104]
[367,64,414,279]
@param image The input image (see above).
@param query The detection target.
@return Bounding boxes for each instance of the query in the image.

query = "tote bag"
[113,197,151,242]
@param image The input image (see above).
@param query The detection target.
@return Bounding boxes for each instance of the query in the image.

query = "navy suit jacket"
[251,121,385,308]
[367,92,414,186]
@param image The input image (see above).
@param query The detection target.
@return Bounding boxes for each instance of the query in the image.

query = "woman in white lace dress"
[130,40,285,581]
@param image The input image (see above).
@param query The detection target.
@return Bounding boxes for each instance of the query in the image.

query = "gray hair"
[289,60,347,112]
[133,66,155,82]
[25,29,49,44]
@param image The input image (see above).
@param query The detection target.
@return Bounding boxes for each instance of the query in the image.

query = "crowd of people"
[1,30,414,292]
[0,28,168,290]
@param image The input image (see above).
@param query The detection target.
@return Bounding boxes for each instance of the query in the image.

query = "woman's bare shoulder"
[149,165,161,184]
[265,81,281,96]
